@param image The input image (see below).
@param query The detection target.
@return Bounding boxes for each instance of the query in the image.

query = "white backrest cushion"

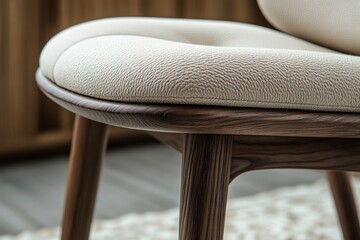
[257,0,360,55]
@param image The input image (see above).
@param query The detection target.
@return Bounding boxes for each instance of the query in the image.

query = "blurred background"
[0,0,323,237]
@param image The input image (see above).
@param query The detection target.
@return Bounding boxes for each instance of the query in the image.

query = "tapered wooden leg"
[326,171,360,240]
[179,134,233,240]
[61,115,109,240]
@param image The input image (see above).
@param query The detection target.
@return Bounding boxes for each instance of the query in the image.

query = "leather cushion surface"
[257,0,360,55]
[40,17,360,112]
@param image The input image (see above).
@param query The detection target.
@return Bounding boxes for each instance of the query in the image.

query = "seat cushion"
[257,0,360,55]
[40,17,360,112]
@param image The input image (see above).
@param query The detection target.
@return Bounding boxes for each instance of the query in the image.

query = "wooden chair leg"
[61,115,109,240]
[326,171,360,240]
[179,134,233,240]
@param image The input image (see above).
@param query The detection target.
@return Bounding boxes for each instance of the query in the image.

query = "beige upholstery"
[40,17,360,112]
[257,0,360,55]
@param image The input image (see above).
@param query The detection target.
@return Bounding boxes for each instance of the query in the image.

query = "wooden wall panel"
[141,0,179,17]
[182,0,205,18]
[0,0,40,142]
[58,0,143,27]
[182,0,226,19]
[93,0,142,18]
[0,0,8,139]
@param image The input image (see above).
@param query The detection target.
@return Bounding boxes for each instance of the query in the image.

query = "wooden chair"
[36,1,360,239]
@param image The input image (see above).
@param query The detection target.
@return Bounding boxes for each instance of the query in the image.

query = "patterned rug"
[2,180,358,240]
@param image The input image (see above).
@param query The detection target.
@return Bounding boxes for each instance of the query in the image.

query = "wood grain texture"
[141,0,179,17]
[326,171,360,240]
[37,71,360,139]
[61,116,109,240]
[182,0,225,19]
[230,136,360,180]
[94,0,142,18]
[179,134,233,240]
[0,0,7,139]
[148,132,360,180]
[150,132,360,238]
[0,0,40,141]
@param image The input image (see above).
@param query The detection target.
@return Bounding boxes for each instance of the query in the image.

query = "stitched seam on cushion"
[52,34,137,81]
[52,34,209,80]
[52,33,191,80]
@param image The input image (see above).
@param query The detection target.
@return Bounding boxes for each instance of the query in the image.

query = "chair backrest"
[257,0,360,55]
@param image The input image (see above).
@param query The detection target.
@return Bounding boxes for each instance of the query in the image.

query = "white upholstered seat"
[40,16,360,112]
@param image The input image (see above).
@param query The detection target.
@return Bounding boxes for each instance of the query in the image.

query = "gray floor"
[0,142,323,236]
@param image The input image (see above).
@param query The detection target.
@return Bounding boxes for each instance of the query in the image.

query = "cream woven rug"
[2,180,359,240]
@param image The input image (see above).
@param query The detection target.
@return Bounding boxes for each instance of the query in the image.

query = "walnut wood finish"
[0,0,40,146]
[37,71,360,139]
[148,132,360,179]
[61,115,109,240]
[326,171,360,240]
[180,134,233,240]
[230,136,360,180]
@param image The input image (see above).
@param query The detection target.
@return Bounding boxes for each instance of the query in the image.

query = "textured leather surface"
[40,17,360,112]
[257,0,360,55]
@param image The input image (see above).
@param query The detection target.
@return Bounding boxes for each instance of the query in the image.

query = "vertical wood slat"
[182,0,225,19]
[94,0,142,18]
[0,0,40,143]
[141,0,178,17]
[0,0,8,138]
[59,0,143,26]
[203,0,226,19]
[182,0,204,18]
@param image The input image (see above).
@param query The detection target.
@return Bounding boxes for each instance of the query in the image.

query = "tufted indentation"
[40,17,360,112]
